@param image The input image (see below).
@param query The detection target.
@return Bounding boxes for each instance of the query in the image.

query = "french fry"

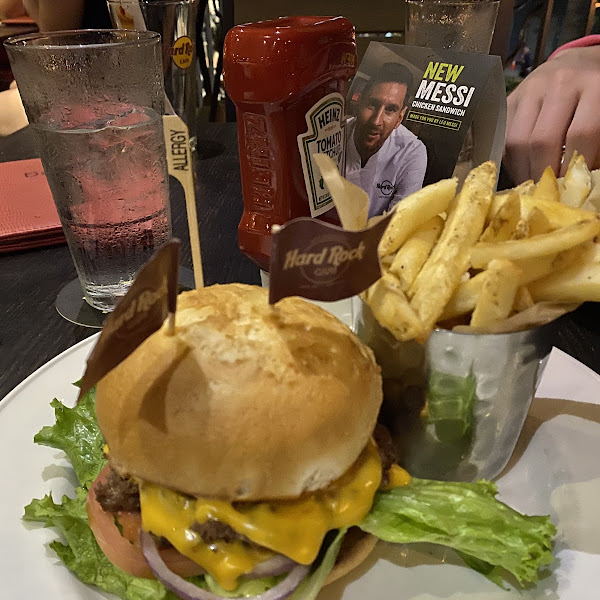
[583,241,600,263]
[513,286,534,312]
[480,191,520,242]
[527,206,552,237]
[530,262,600,303]
[470,259,522,328]
[511,207,552,240]
[378,178,457,257]
[511,220,529,240]
[519,194,596,229]
[368,156,600,343]
[380,253,394,271]
[409,161,496,333]
[514,180,536,196]
[515,243,590,284]
[440,273,484,321]
[313,153,368,230]
[560,152,592,208]
[389,216,444,291]
[583,169,600,211]
[441,244,590,320]
[490,180,535,217]
[470,217,600,268]
[532,166,560,203]
[365,272,425,342]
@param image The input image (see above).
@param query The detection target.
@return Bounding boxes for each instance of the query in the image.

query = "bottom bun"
[325,528,378,585]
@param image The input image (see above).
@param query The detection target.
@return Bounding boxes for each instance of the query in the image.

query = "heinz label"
[297,92,347,218]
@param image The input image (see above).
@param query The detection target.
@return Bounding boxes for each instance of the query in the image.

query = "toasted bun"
[325,529,378,585]
[96,284,382,500]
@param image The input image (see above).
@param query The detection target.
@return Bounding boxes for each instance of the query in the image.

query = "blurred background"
[1,0,598,118]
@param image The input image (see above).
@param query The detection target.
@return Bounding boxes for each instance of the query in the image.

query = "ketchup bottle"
[223,17,357,271]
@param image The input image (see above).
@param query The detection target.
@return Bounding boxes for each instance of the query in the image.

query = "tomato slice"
[87,465,204,578]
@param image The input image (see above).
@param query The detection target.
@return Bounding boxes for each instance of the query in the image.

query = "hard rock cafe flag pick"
[268,213,393,304]
[77,239,180,400]
[268,152,393,304]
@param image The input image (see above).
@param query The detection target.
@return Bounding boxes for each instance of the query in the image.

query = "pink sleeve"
[549,35,600,60]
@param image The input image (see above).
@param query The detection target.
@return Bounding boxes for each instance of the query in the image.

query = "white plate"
[1,339,599,600]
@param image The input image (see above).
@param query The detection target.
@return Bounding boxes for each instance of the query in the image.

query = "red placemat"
[0,16,36,25]
[0,158,65,252]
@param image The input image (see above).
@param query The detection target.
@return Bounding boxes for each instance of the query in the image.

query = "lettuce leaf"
[33,388,105,488]
[205,575,284,597]
[359,478,556,586]
[24,390,194,599]
[426,368,477,442]
[24,392,285,599]
[24,489,182,600]
[25,389,555,599]
[289,529,346,600]
[204,529,347,600]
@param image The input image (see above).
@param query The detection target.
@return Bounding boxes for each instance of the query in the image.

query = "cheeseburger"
[87,284,407,597]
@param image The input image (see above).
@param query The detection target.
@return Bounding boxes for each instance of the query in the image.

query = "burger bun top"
[96,284,382,500]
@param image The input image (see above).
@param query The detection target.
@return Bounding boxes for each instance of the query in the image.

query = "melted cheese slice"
[384,464,411,489]
[140,440,382,590]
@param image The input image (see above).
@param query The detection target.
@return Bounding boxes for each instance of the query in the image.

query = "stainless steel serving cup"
[354,299,555,481]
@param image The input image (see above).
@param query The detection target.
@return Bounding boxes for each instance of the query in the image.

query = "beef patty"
[95,433,398,543]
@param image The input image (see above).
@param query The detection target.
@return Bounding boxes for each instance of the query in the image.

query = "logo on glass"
[172,36,194,69]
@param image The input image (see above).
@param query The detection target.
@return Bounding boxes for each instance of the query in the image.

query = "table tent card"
[346,42,506,213]
[269,42,506,304]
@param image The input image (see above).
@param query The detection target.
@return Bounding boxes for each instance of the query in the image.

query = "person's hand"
[0,83,28,136]
[21,0,83,31]
[504,45,600,184]
[0,0,27,20]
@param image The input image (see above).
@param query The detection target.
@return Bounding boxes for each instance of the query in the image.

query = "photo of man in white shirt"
[346,62,427,218]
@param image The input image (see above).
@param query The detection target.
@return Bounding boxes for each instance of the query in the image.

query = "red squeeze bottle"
[223,16,357,271]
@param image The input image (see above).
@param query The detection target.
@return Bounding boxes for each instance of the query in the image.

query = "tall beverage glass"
[107,0,200,149]
[405,0,500,53]
[5,30,172,312]
[405,0,500,180]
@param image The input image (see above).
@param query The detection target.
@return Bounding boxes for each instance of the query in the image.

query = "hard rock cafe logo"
[172,36,194,69]
[377,179,394,197]
[283,236,366,285]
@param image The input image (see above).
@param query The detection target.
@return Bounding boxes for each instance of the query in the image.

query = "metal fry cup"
[353,298,555,482]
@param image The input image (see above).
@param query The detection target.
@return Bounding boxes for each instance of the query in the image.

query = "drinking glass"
[5,30,172,312]
[405,0,500,53]
[405,0,500,180]
[107,0,200,149]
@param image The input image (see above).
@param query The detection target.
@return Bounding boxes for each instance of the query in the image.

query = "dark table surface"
[0,123,260,401]
[2,122,600,401]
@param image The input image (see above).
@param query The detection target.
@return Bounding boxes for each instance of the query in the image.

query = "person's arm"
[0,0,26,19]
[504,38,600,184]
[0,84,28,136]
[22,0,84,30]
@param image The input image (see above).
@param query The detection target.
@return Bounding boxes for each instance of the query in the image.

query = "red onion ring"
[140,531,309,600]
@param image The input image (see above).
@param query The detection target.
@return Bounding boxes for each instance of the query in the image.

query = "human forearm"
[22,0,84,30]
[0,0,27,19]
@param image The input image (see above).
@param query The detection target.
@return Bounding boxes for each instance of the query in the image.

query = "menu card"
[0,158,64,252]
[346,43,505,205]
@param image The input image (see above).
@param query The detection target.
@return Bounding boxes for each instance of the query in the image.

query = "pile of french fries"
[365,152,600,342]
